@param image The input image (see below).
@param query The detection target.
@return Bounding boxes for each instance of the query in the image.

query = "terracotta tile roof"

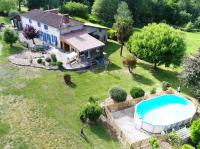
[20,9,83,29]
[61,31,105,52]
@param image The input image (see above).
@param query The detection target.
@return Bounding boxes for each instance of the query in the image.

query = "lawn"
[0,16,10,24]
[0,21,200,148]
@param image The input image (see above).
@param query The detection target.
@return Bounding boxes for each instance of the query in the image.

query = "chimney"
[63,14,70,24]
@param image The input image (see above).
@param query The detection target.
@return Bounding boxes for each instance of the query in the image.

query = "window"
[44,24,48,30]
[37,21,41,27]
[29,19,32,24]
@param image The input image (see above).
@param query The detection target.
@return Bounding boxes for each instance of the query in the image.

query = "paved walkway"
[112,107,151,143]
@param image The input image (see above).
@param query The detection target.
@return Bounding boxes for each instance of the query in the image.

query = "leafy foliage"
[127,23,186,70]
[113,1,133,56]
[130,87,145,98]
[51,54,57,62]
[91,0,119,26]
[162,81,171,91]
[80,98,102,122]
[166,130,180,146]
[181,144,195,149]
[181,50,200,100]
[0,0,17,13]
[149,137,160,149]
[190,118,200,145]
[150,88,156,94]
[8,10,19,18]
[3,29,18,47]
[22,26,40,44]
[108,29,117,40]
[109,87,127,102]
[56,61,63,69]
[123,54,137,73]
[61,2,89,19]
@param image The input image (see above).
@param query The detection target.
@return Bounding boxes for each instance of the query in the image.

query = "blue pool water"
[135,94,196,125]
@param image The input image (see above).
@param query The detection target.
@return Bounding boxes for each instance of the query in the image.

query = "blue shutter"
[51,35,54,42]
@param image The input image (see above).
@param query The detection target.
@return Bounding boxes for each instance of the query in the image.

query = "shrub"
[64,74,71,84]
[50,61,57,66]
[150,88,156,94]
[165,88,174,94]
[185,22,195,32]
[56,61,63,69]
[166,130,180,146]
[130,87,145,98]
[108,29,117,40]
[109,87,127,102]
[3,28,18,47]
[9,9,19,18]
[162,81,171,91]
[190,118,200,145]
[149,137,160,149]
[194,16,200,29]
[45,57,51,63]
[80,99,102,122]
[61,2,88,19]
[181,144,195,149]
[37,58,42,64]
[123,54,137,73]
[51,54,57,62]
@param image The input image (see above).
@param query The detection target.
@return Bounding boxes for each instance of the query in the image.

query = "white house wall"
[21,16,61,48]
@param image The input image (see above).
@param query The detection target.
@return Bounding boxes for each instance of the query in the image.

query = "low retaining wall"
[101,88,199,148]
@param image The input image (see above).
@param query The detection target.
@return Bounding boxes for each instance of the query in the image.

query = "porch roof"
[61,31,105,52]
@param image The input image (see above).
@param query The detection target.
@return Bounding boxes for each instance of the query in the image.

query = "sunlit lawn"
[0,17,199,148]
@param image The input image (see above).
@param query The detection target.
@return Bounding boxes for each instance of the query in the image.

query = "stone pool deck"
[111,107,151,143]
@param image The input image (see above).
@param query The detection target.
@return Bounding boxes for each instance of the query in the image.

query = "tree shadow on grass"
[68,82,77,88]
[88,123,118,142]
[132,73,154,85]
[6,45,24,55]
[104,40,120,57]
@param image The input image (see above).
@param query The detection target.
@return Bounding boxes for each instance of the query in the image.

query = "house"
[20,9,108,63]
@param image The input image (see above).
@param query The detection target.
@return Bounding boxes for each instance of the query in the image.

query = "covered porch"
[61,31,105,63]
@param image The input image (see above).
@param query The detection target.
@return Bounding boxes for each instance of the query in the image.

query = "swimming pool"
[134,94,196,133]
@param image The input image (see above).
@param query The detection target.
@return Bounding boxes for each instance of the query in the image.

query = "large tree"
[181,49,200,100]
[91,0,119,26]
[0,0,17,14]
[127,23,186,70]
[113,1,133,56]
[3,29,18,47]
[23,26,40,44]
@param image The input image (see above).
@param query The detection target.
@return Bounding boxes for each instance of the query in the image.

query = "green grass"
[0,16,10,24]
[0,29,199,148]
[183,31,200,55]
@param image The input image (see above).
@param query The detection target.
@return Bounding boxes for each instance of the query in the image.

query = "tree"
[79,97,102,122]
[61,2,89,19]
[113,1,133,56]
[181,50,200,100]
[166,130,181,146]
[3,29,18,47]
[123,54,137,73]
[23,26,40,44]
[91,0,119,26]
[9,10,19,18]
[17,0,24,11]
[0,0,17,14]
[127,23,186,70]
[190,118,200,145]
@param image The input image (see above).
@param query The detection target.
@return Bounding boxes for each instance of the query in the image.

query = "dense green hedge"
[109,87,127,102]
[130,87,145,98]
[61,2,88,19]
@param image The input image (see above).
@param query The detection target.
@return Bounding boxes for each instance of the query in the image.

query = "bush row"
[109,86,145,102]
